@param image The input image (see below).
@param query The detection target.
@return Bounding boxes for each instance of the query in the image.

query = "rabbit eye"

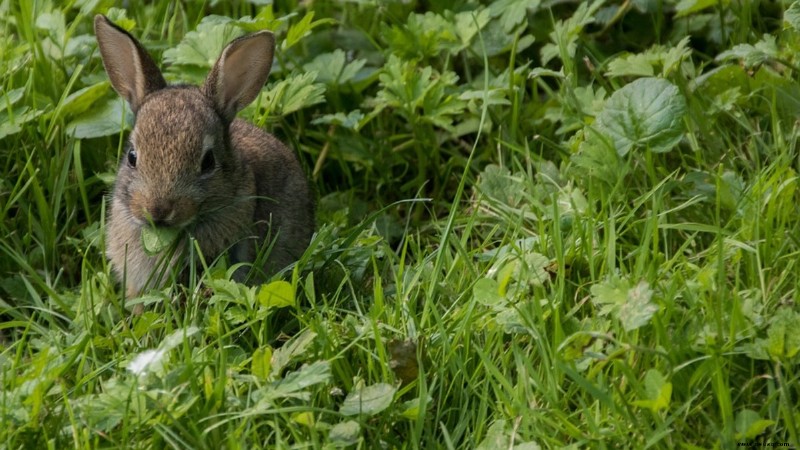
[127,149,137,168]
[201,150,215,174]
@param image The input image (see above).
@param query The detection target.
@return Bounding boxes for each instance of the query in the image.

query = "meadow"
[1,0,800,448]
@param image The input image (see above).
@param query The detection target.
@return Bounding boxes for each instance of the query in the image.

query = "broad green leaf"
[399,397,427,420]
[65,34,96,60]
[692,65,750,99]
[271,330,317,375]
[459,88,511,107]
[386,12,459,58]
[495,307,530,334]
[674,0,719,18]
[735,409,776,440]
[591,276,657,330]
[162,326,200,350]
[477,17,535,57]
[66,98,130,139]
[2,87,25,105]
[766,310,800,360]
[541,0,603,66]
[58,83,110,120]
[747,338,771,360]
[329,420,361,445]
[556,184,589,223]
[560,331,596,361]
[476,420,510,450]
[661,36,693,75]
[515,444,543,450]
[387,9,492,57]
[223,306,248,324]
[163,17,244,69]
[488,0,541,32]
[35,12,66,44]
[262,72,326,116]
[644,369,668,399]
[618,280,657,331]
[205,278,254,307]
[375,55,465,129]
[0,88,44,138]
[605,53,655,78]
[453,9,492,48]
[571,129,627,187]
[718,170,745,211]
[303,50,366,84]
[292,412,314,427]
[340,383,397,416]
[422,73,468,129]
[473,277,503,306]
[522,253,551,288]
[606,40,692,77]
[484,238,550,297]
[271,360,331,399]
[0,106,44,139]
[311,110,365,130]
[105,8,136,31]
[283,12,335,50]
[590,275,630,316]
[571,85,607,117]
[140,226,180,256]
[494,252,550,296]
[76,378,145,432]
[786,1,800,31]
[632,369,672,412]
[595,77,687,156]
[232,8,287,32]
[252,346,273,380]
[477,164,524,207]
[376,55,428,110]
[716,35,778,68]
[257,280,295,308]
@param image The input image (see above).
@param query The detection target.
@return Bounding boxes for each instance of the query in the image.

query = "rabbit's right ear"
[203,31,275,122]
[94,15,166,114]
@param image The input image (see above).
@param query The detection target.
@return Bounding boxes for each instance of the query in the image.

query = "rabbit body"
[96,16,314,299]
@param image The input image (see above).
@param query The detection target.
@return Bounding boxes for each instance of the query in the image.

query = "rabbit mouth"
[129,207,196,228]
[145,213,197,228]
[130,215,195,230]
[127,191,199,229]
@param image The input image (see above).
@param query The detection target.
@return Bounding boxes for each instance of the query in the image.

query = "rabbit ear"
[203,31,275,122]
[94,15,166,114]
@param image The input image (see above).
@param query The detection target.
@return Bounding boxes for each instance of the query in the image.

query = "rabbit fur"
[95,15,314,301]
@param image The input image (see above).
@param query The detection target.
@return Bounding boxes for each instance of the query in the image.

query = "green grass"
[2,0,800,448]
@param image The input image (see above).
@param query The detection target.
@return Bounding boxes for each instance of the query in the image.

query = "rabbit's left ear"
[203,31,275,122]
[94,15,166,114]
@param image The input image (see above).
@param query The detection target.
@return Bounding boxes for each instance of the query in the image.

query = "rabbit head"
[94,15,273,230]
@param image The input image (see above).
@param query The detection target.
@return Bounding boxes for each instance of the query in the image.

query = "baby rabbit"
[95,15,314,303]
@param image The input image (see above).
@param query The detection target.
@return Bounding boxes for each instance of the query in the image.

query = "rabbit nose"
[145,201,175,227]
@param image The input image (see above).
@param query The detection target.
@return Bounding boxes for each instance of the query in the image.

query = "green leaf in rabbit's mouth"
[141,227,180,256]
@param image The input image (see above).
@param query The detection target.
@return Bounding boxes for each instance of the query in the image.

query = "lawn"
[1,0,799,448]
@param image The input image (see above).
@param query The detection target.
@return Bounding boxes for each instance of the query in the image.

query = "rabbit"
[94,15,315,305]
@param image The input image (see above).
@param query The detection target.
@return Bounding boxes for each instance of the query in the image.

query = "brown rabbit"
[95,15,314,303]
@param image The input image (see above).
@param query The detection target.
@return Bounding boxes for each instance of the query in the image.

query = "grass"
[2,0,800,448]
